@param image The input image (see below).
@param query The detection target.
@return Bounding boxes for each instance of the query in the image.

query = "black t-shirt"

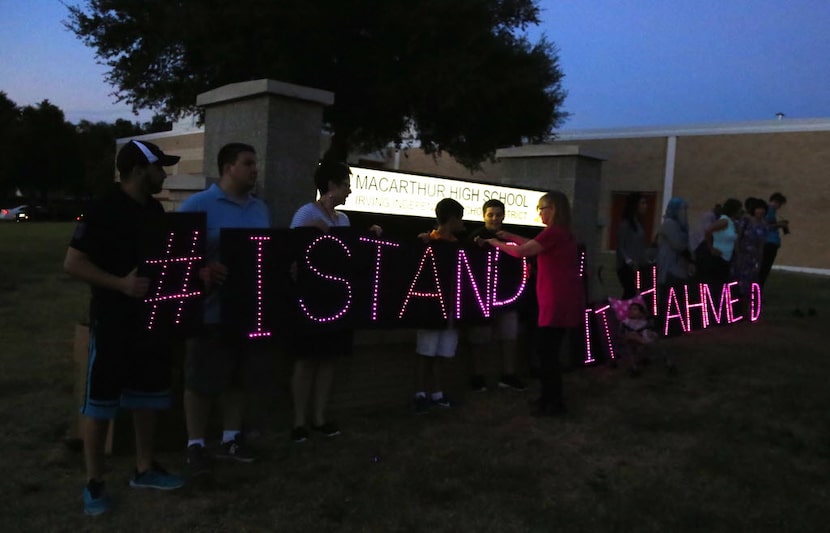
[70,186,165,321]
[466,225,499,244]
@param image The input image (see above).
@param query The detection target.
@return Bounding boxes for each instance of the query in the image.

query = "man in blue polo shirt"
[178,142,271,478]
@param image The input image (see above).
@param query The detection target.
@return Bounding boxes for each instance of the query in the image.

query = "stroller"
[594,266,675,376]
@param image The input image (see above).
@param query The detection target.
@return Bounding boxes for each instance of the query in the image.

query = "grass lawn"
[0,222,828,532]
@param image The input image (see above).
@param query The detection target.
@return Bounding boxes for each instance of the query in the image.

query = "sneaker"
[430,395,456,409]
[186,444,211,477]
[469,375,487,392]
[291,426,309,443]
[312,422,341,438]
[83,479,111,516]
[129,462,185,490]
[412,395,431,415]
[216,437,256,463]
[498,374,527,391]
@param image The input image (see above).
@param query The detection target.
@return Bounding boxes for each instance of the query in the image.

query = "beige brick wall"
[673,131,830,270]
[551,137,667,248]
[128,126,830,271]
[549,131,830,271]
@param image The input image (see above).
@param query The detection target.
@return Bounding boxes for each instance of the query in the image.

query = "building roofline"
[495,143,606,160]
[553,117,830,140]
[116,127,204,144]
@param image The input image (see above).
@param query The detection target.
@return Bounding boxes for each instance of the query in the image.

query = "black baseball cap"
[116,140,181,175]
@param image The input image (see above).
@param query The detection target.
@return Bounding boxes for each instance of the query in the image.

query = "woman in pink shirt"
[484,192,584,416]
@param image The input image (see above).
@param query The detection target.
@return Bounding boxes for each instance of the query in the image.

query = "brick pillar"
[196,79,335,227]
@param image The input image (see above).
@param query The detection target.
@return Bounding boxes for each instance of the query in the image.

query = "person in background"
[656,197,692,292]
[64,140,185,515]
[703,198,743,286]
[760,192,789,288]
[616,193,649,299]
[412,198,466,414]
[486,192,584,417]
[467,199,526,393]
[178,143,271,477]
[289,160,381,441]
[690,203,722,266]
[730,197,768,302]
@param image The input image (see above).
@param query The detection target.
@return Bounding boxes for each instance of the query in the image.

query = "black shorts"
[291,329,354,359]
[81,318,174,420]
[185,326,276,395]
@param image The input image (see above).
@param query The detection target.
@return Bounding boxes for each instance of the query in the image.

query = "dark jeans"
[699,255,730,287]
[536,327,570,409]
[616,265,638,299]
[760,243,779,288]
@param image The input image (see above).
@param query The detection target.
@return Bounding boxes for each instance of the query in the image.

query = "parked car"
[0,205,30,222]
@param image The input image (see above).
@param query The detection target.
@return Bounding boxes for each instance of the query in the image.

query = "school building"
[127,114,829,275]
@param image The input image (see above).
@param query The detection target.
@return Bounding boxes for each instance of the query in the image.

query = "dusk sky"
[1,0,829,130]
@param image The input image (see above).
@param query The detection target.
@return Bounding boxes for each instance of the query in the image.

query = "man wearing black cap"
[64,139,185,516]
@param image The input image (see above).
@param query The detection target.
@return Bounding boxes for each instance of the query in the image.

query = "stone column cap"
[196,79,334,108]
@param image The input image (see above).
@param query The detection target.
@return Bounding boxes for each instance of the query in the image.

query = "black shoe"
[311,422,341,438]
[412,395,431,415]
[430,395,457,409]
[186,444,211,478]
[498,374,527,391]
[469,375,487,392]
[291,426,309,443]
[216,437,256,463]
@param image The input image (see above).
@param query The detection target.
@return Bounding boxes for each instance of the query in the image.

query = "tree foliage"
[66,0,567,167]
[0,92,168,201]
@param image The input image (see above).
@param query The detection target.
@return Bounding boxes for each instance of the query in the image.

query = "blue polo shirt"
[178,183,270,323]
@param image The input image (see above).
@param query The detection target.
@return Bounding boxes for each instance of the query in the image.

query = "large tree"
[75,115,169,195]
[15,101,85,201]
[0,92,21,197]
[67,0,567,167]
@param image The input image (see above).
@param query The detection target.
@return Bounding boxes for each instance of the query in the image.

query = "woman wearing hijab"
[656,197,693,292]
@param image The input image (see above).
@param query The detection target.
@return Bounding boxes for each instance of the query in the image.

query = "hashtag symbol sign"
[144,230,203,331]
